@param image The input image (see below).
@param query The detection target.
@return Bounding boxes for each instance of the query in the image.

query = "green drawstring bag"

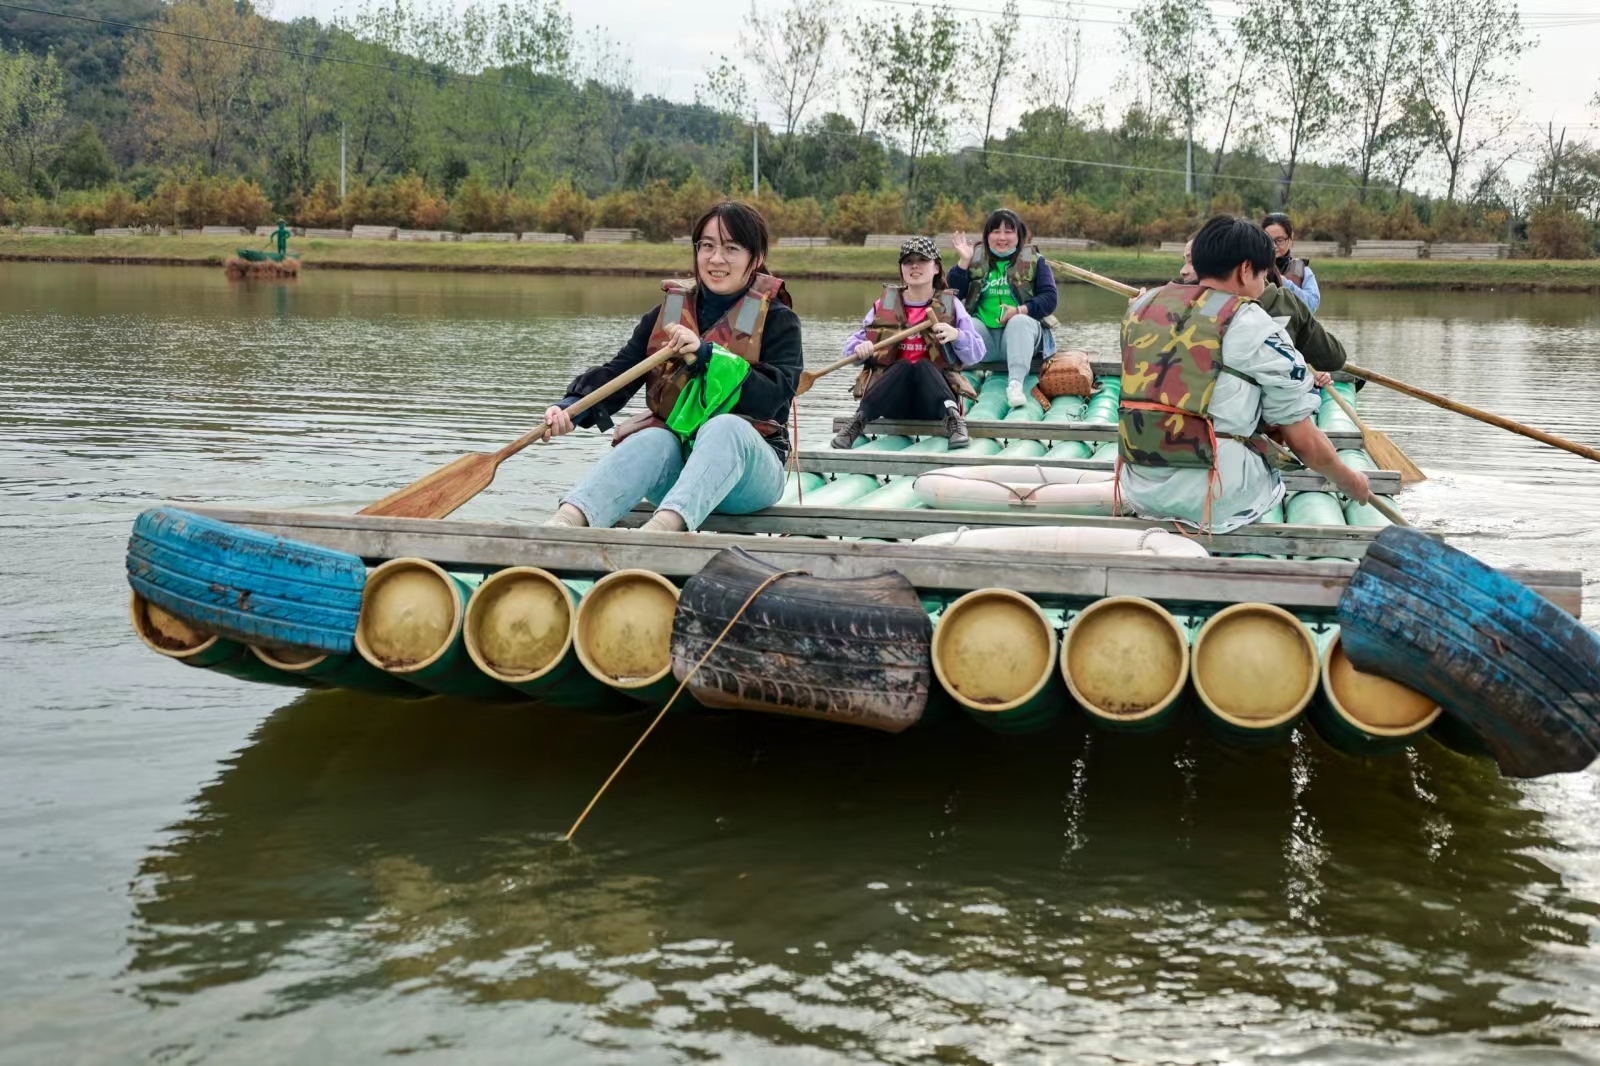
[665,343,751,447]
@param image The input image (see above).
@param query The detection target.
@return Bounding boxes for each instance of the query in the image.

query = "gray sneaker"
[831,411,867,449]
[944,408,970,449]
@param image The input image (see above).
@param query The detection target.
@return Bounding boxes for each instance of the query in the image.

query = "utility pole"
[340,122,347,201]
[752,105,759,196]
[1186,119,1194,197]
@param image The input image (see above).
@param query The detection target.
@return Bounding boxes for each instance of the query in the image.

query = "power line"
[965,145,1406,192]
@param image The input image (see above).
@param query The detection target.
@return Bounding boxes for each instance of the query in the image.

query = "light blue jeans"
[977,315,1043,385]
[562,414,787,530]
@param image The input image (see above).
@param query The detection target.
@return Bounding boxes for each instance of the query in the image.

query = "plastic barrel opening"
[130,591,218,659]
[1316,631,1441,750]
[465,567,576,684]
[574,569,679,695]
[355,558,463,673]
[1192,603,1318,732]
[1062,596,1188,730]
[931,588,1059,731]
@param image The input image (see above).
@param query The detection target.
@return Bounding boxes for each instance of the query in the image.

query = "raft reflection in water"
[125,691,1593,1058]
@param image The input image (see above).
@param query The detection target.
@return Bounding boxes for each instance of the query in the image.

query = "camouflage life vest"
[1118,283,1261,470]
[643,273,788,421]
[854,284,978,400]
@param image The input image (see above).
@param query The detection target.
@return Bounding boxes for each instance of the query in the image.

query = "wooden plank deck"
[839,417,1366,450]
[183,507,1584,615]
[617,503,1379,559]
[799,451,1402,495]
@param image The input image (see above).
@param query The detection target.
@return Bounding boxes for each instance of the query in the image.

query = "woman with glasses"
[540,201,800,532]
[1261,212,1321,312]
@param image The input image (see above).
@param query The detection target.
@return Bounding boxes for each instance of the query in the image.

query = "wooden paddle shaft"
[805,320,937,383]
[1367,493,1411,527]
[1323,382,1371,433]
[1345,363,1600,465]
[498,343,680,461]
[1046,258,1141,299]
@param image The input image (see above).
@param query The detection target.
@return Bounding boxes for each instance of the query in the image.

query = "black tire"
[1338,525,1600,778]
[126,507,367,654]
[671,546,932,732]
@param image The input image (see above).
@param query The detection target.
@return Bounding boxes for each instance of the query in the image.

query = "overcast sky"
[276,0,1600,192]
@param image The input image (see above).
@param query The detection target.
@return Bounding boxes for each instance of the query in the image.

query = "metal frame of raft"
[124,373,1600,774]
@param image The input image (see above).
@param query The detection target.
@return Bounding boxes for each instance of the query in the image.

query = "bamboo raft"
[126,370,1600,777]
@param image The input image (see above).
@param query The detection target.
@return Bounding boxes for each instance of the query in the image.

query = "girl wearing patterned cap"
[831,236,987,450]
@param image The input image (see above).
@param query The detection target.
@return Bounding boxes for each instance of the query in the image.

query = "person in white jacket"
[1117,216,1369,532]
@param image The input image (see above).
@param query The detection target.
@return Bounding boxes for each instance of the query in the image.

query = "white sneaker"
[1006,380,1027,408]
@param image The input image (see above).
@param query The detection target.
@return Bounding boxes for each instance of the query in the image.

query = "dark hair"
[981,208,1029,258]
[691,200,770,281]
[1190,215,1274,281]
[1261,212,1294,238]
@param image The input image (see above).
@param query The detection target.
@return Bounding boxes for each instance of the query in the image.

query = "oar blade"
[360,451,500,520]
[795,370,819,396]
[1363,428,1427,485]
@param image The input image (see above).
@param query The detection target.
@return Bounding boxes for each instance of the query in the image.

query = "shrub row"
[2,173,1592,256]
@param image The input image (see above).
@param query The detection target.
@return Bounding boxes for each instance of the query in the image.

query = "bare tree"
[1125,0,1215,195]
[966,0,1020,170]
[1416,0,1528,202]
[1342,0,1420,201]
[1207,40,1250,195]
[1236,0,1348,205]
[840,14,889,137]
[741,0,836,184]
[880,5,962,213]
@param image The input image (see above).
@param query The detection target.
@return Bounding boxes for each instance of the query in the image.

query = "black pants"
[858,359,957,422]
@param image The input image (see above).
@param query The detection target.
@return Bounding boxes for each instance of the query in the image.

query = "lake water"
[3,263,1600,1063]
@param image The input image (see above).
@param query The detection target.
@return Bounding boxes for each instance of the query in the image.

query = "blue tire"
[126,507,366,654]
[1338,525,1600,778]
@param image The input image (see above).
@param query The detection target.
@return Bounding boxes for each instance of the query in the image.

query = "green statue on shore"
[271,218,291,259]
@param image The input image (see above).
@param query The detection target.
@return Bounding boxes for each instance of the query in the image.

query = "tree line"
[1,0,1596,253]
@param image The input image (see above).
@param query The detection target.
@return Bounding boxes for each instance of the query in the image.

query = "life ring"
[913,464,1118,515]
[914,525,1208,558]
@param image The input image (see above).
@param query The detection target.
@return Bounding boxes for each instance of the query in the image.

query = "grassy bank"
[2,233,1598,290]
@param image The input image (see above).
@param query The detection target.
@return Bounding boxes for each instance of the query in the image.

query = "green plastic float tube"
[129,592,321,688]
[1190,603,1319,742]
[931,588,1062,733]
[1307,626,1441,755]
[1060,596,1190,733]
[572,569,684,706]
[463,568,610,707]
[354,558,516,698]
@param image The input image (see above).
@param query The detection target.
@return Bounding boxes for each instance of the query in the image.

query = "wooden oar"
[1363,492,1411,527]
[1322,386,1426,485]
[1345,363,1600,466]
[1045,257,1140,299]
[361,344,680,520]
[795,320,935,396]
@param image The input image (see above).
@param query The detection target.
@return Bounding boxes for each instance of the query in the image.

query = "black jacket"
[560,284,803,459]
[1258,282,1345,372]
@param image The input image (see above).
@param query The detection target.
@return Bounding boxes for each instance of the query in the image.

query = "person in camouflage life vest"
[1115,216,1372,532]
[1119,284,1255,470]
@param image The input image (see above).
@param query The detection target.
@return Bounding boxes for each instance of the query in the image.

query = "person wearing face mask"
[1118,215,1369,532]
[947,209,1059,410]
[540,200,801,532]
[1176,235,1344,375]
[1261,212,1320,312]
[831,236,987,450]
